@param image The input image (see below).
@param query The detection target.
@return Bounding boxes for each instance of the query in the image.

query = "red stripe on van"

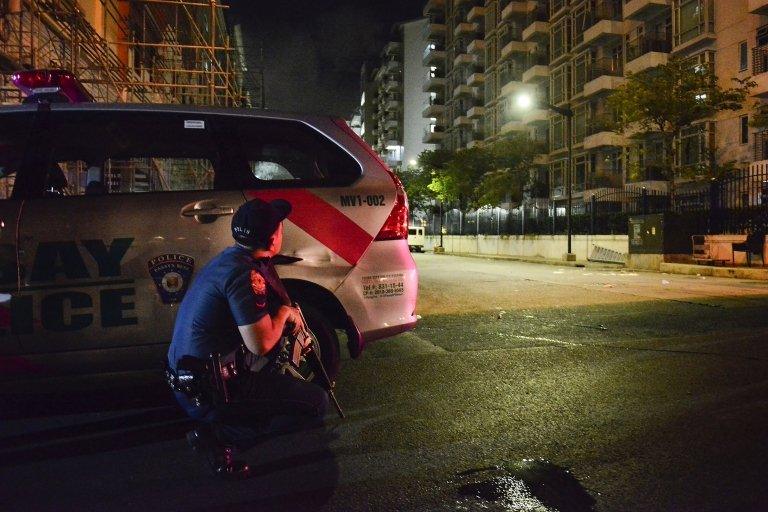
[246,189,373,265]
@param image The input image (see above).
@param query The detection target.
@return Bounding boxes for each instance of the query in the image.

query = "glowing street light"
[515,92,534,110]
[513,92,576,261]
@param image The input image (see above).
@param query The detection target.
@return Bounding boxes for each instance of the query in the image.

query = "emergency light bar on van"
[11,69,94,103]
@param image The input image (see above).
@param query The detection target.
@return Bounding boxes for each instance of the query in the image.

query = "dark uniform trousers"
[175,370,330,450]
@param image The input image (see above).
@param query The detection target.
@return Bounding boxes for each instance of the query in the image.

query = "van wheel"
[301,304,341,383]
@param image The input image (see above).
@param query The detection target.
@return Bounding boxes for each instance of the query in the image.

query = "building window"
[675,0,714,47]
[741,115,749,145]
[740,41,749,72]
[550,63,570,105]
[678,123,712,170]
[550,16,570,62]
[550,114,566,152]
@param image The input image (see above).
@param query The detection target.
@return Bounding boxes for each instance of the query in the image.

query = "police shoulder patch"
[250,269,267,296]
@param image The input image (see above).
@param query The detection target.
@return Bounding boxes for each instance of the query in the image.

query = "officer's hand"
[283,306,305,335]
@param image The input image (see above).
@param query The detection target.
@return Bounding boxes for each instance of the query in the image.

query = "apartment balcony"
[468,39,485,55]
[500,78,525,98]
[522,21,550,42]
[467,105,486,118]
[500,119,526,134]
[425,22,447,39]
[522,108,548,125]
[578,19,624,49]
[454,22,478,38]
[386,97,402,110]
[454,53,475,68]
[501,0,527,21]
[423,0,445,16]
[423,74,446,92]
[752,44,768,97]
[625,165,670,192]
[453,84,473,97]
[384,59,401,73]
[583,74,625,97]
[383,41,402,57]
[422,101,445,118]
[467,5,487,22]
[583,60,624,96]
[500,40,532,60]
[423,126,447,143]
[423,45,446,66]
[623,0,671,20]
[454,116,473,128]
[522,65,549,84]
[583,131,626,150]
[625,35,671,74]
[383,117,399,130]
[385,136,402,148]
[384,78,400,92]
[467,72,485,86]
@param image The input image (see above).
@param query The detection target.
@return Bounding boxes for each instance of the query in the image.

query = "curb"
[659,262,768,281]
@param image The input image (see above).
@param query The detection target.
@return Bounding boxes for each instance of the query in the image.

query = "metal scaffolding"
[0,0,254,106]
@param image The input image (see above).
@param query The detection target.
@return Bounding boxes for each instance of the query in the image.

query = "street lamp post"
[515,93,575,261]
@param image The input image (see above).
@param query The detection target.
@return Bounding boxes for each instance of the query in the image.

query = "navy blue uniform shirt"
[167,245,283,370]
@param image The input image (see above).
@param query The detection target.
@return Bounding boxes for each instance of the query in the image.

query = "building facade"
[0,0,251,107]
[419,0,768,207]
[360,19,438,171]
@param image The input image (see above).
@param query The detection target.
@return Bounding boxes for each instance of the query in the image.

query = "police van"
[0,70,418,380]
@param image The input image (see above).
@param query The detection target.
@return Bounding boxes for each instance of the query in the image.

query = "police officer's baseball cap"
[231,198,292,248]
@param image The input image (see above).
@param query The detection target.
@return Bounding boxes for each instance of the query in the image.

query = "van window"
[9,110,361,198]
[0,112,34,199]
[24,111,220,197]
[408,228,417,235]
[223,117,362,187]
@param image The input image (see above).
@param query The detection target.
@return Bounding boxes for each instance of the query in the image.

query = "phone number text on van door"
[362,273,405,299]
[339,195,386,207]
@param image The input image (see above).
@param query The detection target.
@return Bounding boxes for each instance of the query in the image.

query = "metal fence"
[420,167,768,238]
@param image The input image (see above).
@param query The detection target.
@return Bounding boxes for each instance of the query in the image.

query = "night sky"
[228,0,423,117]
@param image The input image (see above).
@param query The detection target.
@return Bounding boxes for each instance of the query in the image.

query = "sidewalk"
[428,250,626,270]
[430,249,768,280]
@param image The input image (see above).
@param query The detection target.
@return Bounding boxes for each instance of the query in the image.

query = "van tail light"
[375,172,409,240]
[331,118,410,241]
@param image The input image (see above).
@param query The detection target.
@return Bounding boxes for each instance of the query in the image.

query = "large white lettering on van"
[0,238,136,335]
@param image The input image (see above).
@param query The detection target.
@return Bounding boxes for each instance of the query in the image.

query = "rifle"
[273,304,345,419]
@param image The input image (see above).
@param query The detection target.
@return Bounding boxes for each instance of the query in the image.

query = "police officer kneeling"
[167,198,329,479]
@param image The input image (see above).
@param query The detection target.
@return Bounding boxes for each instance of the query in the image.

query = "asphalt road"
[2,253,768,511]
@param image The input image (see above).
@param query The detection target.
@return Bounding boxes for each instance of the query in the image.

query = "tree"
[397,163,434,211]
[607,57,752,187]
[474,133,543,206]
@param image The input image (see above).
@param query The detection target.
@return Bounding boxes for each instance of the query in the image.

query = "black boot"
[186,428,250,480]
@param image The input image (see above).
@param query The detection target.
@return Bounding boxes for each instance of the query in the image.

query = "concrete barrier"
[425,234,628,262]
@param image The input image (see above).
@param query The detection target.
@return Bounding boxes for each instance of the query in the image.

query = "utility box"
[628,214,664,254]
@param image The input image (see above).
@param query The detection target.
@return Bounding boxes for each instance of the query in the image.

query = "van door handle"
[180,205,235,217]
[180,201,235,223]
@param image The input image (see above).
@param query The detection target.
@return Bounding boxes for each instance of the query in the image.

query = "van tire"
[301,304,341,383]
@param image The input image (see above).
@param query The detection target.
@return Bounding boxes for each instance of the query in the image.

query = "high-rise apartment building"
[361,19,438,171]
[421,0,768,207]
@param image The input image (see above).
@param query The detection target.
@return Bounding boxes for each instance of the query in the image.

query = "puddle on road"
[454,459,596,512]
